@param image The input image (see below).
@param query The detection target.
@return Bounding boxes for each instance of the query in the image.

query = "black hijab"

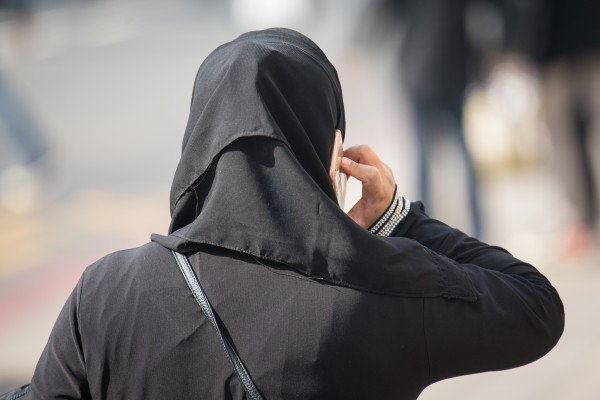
[152,28,475,300]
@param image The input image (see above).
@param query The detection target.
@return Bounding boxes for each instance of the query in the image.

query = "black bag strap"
[172,251,264,400]
[0,384,30,400]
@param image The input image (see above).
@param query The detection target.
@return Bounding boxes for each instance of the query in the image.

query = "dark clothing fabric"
[400,0,470,107]
[29,28,564,399]
[29,203,564,399]
[540,0,600,62]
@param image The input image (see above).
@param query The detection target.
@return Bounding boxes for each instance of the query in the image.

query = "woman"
[28,28,563,399]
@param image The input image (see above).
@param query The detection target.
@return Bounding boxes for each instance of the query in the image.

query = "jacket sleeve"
[394,202,565,383]
[29,274,91,399]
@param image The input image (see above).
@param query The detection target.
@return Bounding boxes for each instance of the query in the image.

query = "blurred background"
[0,0,598,398]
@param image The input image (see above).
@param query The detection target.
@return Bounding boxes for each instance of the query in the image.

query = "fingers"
[339,144,397,228]
[343,145,381,166]
[341,145,394,186]
[341,157,379,184]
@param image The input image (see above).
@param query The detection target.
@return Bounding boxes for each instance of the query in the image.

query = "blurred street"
[1,0,599,398]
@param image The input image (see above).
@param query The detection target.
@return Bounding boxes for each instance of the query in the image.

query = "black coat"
[29,202,563,399]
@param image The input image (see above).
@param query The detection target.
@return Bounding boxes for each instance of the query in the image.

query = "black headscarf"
[152,28,475,300]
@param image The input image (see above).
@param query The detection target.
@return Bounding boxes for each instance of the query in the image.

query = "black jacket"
[29,202,564,399]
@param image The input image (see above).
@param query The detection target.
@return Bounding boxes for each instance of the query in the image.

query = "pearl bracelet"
[368,188,410,237]
[376,196,410,236]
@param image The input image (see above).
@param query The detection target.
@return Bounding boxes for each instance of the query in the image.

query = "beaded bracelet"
[376,196,410,236]
[368,186,400,234]
[368,186,410,237]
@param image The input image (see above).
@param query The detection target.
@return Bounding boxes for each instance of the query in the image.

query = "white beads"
[368,195,400,234]
[368,189,410,237]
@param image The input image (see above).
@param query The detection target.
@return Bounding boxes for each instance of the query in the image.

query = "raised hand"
[340,145,396,229]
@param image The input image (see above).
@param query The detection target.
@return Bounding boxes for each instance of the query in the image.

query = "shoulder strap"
[0,384,30,400]
[172,251,264,400]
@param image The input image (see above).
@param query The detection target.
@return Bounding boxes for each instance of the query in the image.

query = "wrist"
[367,186,410,236]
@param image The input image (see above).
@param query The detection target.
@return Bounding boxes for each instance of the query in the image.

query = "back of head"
[152,28,447,299]
[170,27,346,230]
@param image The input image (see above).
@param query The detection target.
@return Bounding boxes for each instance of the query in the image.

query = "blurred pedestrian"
[0,75,49,169]
[536,0,600,259]
[362,0,547,239]
[0,0,52,212]
[378,0,485,238]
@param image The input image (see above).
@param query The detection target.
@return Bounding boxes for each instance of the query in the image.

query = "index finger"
[343,145,382,167]
[341,156,379,184]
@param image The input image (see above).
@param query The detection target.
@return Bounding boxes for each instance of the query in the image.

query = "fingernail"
[342,158,351,167]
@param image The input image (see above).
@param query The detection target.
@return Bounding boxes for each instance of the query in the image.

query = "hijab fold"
[151,28,476,300]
